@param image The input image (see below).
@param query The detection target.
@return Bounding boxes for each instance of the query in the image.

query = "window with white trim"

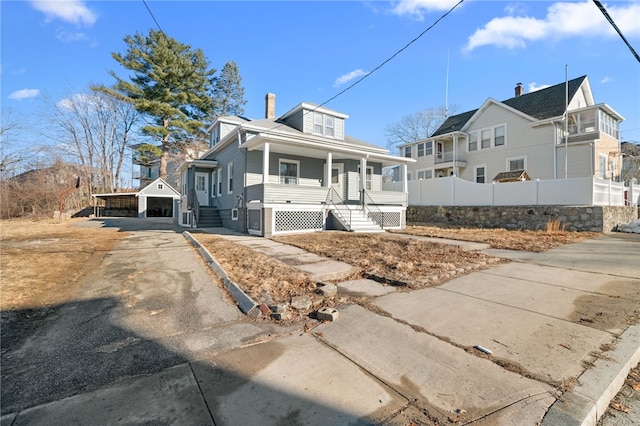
[468,132,477,151]
[217,168,222,196]
[279,159,299,185]
[481,129,491,149]
[231,208,239,221]
[157,182,164,190]
[425,141,433,156]
[494,125,505,146]
[474,165,486,183]
[598,154,607,178]
[417,143,424,157]
[407,171,413,181]
[404,146,412,158]
[417,169,433,180]
[507,157,526,171]
[227,162,233,194]
[313,113,336,137]
[211,125,221,146]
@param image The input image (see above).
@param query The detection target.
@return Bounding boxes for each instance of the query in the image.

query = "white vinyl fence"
[383,176,638,207]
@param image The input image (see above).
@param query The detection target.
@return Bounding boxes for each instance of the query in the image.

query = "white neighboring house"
[177,93,414,236]
[399,75,624,185]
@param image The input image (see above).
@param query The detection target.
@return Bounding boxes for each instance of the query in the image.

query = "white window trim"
[313,112,336,138]
[231,208,239,221]
[407,171,413,181]
[357,165,374,190]
[494,124,507,147]
[217,168,222,196]
[417,142,425,157]
[417,168,433,180]
[279,158,300,185]
[506,156,527,171]
[404,146,412,158]
[468,132,478,152]
[474,164,487,183]
[227,162,233,194]
[425,141,433,156]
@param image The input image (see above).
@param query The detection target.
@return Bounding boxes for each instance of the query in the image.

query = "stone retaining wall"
[406,205,638,232]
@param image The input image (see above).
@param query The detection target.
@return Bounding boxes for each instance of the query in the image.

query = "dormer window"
[211,125,221,146]
[313,112,335,138]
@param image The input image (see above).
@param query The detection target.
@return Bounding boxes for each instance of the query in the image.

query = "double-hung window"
[313,113,335,137]
[474,165,486,183]
[468,133,477,151]
[227,162,233,194]
[404,146,412,158]
[417,143,424,157]
[217,168,222,196]
[279,159,299,185]
[494,125,505,146]
[481,129,491,149]
[417,169,433,180]
[425,141,433,156]
[507,157,526,171]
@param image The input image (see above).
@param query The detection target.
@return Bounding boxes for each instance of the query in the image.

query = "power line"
[592,0,640,63]
[317,0,465,110]
[142,0,167,36]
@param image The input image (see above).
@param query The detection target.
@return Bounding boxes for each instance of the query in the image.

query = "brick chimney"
[265,93,276,119]
[515,82,524,97]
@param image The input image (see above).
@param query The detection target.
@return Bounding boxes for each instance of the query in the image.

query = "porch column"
[402,164,408,193]
[360,157,367,191]
[453,134,458,176]
[325,152,332,187]
[262,142,270,184]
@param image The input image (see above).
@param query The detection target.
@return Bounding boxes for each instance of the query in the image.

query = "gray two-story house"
[178,94,414,236]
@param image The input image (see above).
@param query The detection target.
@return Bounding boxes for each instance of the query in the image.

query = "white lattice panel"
[369,211,402,227]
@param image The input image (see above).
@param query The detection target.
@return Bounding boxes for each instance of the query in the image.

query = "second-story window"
[425,141,433,156]
[481,129,491,149]
[417,143,424,157]
[495,125,505,146]
[404,146,412,158]
[468,133,477,151]
[313,113,336,137]
[211,125,221,146]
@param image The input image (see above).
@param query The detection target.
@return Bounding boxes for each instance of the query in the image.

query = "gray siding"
[284,109,305,132]
[213,144,246,210]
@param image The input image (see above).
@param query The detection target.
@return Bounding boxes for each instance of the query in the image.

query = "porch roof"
[242,132,415,167]
[176,159,219,172]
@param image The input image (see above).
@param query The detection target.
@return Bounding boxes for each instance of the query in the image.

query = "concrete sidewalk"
[3,227,639,425]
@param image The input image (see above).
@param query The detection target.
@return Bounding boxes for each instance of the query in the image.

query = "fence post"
[536,179,539,205]
[492,182,495,206]
[609,178,612,206]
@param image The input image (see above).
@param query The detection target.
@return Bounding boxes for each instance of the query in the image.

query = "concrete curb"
[183,231,258,315]
[542,323,640,425]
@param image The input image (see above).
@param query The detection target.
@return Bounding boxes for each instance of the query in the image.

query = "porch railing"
[325,186,352,231]
[362,189,385,229]
[435,151,467,164]
[189,188,199,227]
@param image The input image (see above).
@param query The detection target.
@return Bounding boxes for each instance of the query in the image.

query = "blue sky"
[2,0,639,159]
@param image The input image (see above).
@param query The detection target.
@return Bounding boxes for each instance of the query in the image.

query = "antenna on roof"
[445,50,450,117]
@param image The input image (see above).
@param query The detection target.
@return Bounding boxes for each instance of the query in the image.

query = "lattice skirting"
[274,210,323,232]
[368,211,402,228]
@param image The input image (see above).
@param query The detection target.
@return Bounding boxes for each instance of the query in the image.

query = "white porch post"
[360,157,367,190]
[402,164,408,193]
[262,142,270,184]
[325,152,332,187]
[453,133,458,176]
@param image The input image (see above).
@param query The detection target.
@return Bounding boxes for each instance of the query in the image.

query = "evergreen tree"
[96,29,216,179]
[213,61,247,117]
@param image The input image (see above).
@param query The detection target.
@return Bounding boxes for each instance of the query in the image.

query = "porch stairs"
[197,207,222,228]
[331,205,384,233]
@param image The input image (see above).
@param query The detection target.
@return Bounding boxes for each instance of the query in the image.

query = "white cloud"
[601,76,613,84]
[465,1,640,51]
[56,93,93,111]
[334,69,368,87]
[9,89,40,100]
[30,0,97,26]
[528,83,551,92]
[56,30,88,42]
[391,0,461,20]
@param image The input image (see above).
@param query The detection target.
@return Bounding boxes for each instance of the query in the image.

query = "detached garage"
[92,178,180,219]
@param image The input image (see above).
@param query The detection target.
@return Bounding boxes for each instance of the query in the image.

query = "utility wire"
[592,0,640,63]
[142,0,167,36]
[317,0,465,110]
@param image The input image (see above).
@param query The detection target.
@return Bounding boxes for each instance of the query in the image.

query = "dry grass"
[1,218,125,310]
[392,226,600,252]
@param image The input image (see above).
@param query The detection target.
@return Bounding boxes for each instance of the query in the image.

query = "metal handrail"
[325,186,352,231]
[362,189,385,229]
[190,188,199,228]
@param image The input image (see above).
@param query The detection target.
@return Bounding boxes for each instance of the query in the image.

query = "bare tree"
[47,88,139,193]
[385,105,457,153]
[0,109,24,179]
[621,141,640,183]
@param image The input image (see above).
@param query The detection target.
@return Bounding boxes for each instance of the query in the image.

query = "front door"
[331,163,344,198]
[195,172,209,206]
